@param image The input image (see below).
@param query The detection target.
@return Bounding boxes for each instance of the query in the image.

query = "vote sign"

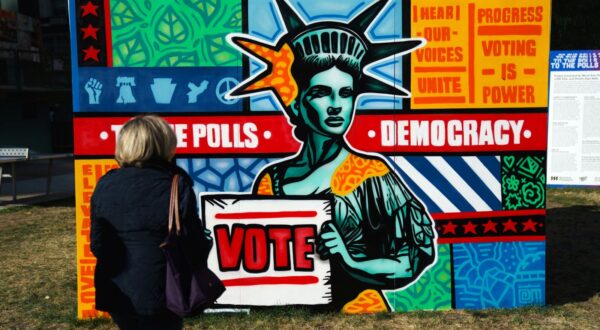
[202,196,333,306]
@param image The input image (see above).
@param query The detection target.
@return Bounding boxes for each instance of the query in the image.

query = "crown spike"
[360,74,409,97]
[275,0,306,35]
[362,39,424,63]
[348,0,389,32]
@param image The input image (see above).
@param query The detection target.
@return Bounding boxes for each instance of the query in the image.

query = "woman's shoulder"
[331,151,393,196]
[94,167,120,191]
[170,164,193,183]
[253,162,279,195]
[343,150,392,174]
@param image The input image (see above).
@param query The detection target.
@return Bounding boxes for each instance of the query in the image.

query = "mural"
[70,0,551,318]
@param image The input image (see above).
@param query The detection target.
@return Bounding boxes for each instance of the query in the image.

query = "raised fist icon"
[84,78,102,105]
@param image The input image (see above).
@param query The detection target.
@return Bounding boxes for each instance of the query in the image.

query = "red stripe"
[478,25,542,36]
[413,96,466,104]
[431,209,546,220]
[222,276,319,286]
[438,235,545,244]
[104,0,113,67]
[468,3,475,103]
[414,66,466,73]
[215,211,318,220]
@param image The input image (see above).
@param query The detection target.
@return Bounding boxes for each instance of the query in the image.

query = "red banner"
[74,113,547,156]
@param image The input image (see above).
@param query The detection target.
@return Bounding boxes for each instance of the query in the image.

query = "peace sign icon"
[216,77,240,105]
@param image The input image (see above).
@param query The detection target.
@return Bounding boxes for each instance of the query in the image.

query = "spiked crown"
[227,0,425,107]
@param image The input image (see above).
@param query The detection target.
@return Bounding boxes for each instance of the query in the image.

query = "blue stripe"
[406,156,475,212]
[445,157,501,210]
[68,0,80,111]
[479,156,501,176]
[389,159,442,213]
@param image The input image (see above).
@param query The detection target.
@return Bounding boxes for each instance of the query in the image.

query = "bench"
[0,148,72,203]
[0,148,29,202]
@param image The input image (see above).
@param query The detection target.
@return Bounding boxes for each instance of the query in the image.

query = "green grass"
[0,188,599,329]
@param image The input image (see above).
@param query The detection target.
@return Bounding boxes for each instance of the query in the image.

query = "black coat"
[90,161,210,315]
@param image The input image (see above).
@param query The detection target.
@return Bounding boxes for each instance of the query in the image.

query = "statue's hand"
[316,222,330,259]
[204,228,214,251]
[320,222,353,267]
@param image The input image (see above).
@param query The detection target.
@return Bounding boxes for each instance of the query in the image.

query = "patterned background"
[384,244,452,312]
[110,0,242,67]
[502,155,546,210]
[453,242,545,309]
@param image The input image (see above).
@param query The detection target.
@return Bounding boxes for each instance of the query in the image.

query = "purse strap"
[168,174,181,235]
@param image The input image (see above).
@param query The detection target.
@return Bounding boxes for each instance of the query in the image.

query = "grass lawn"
[0,188,599,329]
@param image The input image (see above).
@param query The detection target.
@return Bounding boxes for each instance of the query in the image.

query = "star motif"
[81,24,99,40]
[82,45,100,62]
[442,221,458,235]
[522,218,538,232]
[462,221,478,235]
[228,39,298,107]
[81,1,99,17]
[503,219,518,233]
[482,219,498,233]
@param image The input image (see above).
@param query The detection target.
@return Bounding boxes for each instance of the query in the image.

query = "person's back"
[90,115,209,330]
[92,163,183,314]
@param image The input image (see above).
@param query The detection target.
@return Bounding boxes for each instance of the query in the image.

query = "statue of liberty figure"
[227,0,436,309]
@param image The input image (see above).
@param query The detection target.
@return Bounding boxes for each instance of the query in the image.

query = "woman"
[91,115,211,329]
[251,25,436,307]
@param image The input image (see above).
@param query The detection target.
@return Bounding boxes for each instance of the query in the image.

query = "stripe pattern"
[390,156,501,213]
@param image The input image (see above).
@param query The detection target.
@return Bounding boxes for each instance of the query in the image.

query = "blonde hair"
[115,115,177,167]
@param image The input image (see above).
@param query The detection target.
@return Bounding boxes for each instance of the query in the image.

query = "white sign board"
[548,50,600,185]
[202,196,332,306]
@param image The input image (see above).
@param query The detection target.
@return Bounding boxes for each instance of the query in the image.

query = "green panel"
[502,155,546,210]
[110,0,242,67]
[384,244,452,312]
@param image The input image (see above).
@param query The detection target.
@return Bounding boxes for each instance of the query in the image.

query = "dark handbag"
[160,174,225,317]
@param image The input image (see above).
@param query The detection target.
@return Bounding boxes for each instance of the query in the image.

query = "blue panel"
[550,50,600,72]
[453,242,545,309]
[68,0,80,111]
[77,67,243,112]
[176,157,278,199]
[247,0,403,111]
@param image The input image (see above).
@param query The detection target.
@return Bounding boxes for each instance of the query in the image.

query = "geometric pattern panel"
[453,242,545,309]
[390,156,501,213]
[384,244,452,312]
[176,157,277,197]
[111,0,242,67]
[502,155,546,210]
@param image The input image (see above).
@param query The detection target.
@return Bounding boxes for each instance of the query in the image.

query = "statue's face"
[298,66,355,137]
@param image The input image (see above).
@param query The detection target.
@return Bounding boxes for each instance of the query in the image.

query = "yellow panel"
[75,159,118,319]
[411,0,551,109]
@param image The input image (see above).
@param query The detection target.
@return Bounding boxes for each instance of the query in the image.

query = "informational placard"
[547,50,600,185]
[203,197,332,306]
